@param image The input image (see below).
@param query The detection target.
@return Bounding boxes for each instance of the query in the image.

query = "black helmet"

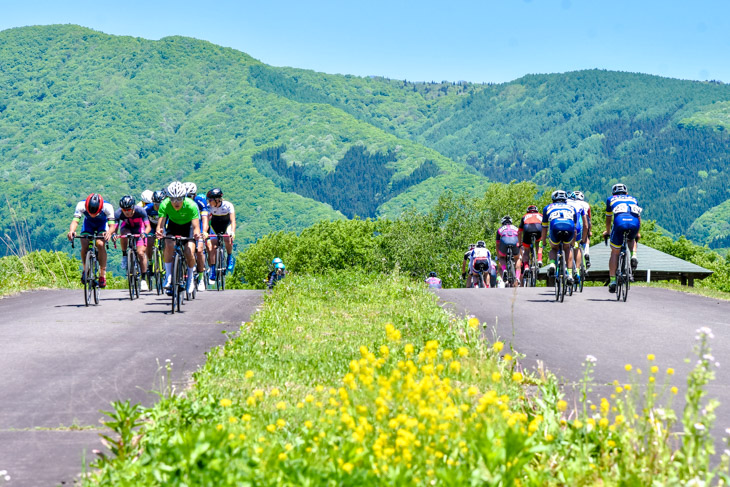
[527,205,538,213]
[428,271,437,278]
[207,188,223,199]
[152,190,165,203]
[501,216,512,225]
[119,195,135,209]
[612,183,628,195]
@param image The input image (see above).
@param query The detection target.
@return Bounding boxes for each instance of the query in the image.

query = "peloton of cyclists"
[205,187,237,283]
[67,194,116,288]
[496,216,521,286]
[603,183,642,293]
[541,190,587,286]
[114,195,152,292]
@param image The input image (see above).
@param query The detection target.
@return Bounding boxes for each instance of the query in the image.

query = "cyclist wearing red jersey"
[67,194,116,288]
[518,205,543,277]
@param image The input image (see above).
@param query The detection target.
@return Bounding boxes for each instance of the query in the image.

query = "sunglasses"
[170,197,184,202]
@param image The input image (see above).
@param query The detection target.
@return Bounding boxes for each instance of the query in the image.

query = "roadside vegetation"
[85,271,729,485]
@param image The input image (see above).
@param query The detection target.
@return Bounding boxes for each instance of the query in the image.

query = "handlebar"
[70,233,107,249]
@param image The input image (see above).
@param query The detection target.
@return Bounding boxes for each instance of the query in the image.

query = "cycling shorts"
[497,238,519,257]
[521,231,542,248]
[471,257,491,274]
[81,218,107,236]
[549,221,575,245]
[166,220,193,238]
[610,214,640,249]
[210,216,232,236]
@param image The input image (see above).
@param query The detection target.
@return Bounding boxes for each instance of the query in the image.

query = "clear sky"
[1,0,728,84]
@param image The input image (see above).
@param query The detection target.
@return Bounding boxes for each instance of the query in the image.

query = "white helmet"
[140,190,154,204]
[183,182,197,197]
[167,181,187,198]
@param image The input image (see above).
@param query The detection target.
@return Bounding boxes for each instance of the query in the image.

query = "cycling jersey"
[567,200,585,241]
[144,203,160,226]
[496,224,520,257]
[606,195,642,249]
[425,276,443,289]
[159,198,200,225]
[208,200,235,235]
[73,201,115,235]
[469,247,492,274]
[115,206,149,234]
[193,195,209,232]
[519,212,543,247]
[542,202,577,245]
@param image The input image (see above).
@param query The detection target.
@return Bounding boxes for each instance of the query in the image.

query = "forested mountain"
[1,24,730,255]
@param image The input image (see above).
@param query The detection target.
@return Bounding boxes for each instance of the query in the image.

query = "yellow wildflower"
[667,368,675,375]
[276,419,286,428]
[647,354,655,361]
[266,424,276,433]
[557,400,567,412]
[219,398,232,407]
[276,401,287,410]
[245,370,254,379]
[270,388,280,397]
[493,341,504,352]
[492,371,501,382]
[671,386,678,395]
[449,361,461,373]
[458,347,469,357]
[342,462,354,474]
[278,453,287,461]
[512,372,524,383]
[468,317,479,329]
[504,354,513,362]
[625,364,632,371]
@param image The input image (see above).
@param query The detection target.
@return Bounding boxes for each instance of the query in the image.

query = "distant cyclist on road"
[205,188,237,283]
[496,216,521,286]
[267,258,287,289]
[518,205,543,278]
[567,192,588,282]
[603,183,642,293]
[425,271,443,289]
[67,194,116,288]
[573,191,592,268]
[156,181,202,294]
[541,190,586,286]
[468,241,492,288]
[115,195,152,292]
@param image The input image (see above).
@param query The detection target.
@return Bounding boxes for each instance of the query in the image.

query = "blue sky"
[1,0,728,84]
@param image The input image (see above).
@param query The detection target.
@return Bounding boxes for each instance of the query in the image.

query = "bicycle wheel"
[216,246,225,291]
[622,249,630,302]
[177,253,186,312]
[559,253,566,302]
[579,260,585,293]
[91,252,99,305]
[84,251,93,307]
[152,247,162,295]
[616,252,625,302]
[171,253,179,314]
[127,248,135,300]
[554,254,561,302]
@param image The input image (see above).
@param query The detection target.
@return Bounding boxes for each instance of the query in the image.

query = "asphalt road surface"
[0,287,263,486]
[436,286,730,459]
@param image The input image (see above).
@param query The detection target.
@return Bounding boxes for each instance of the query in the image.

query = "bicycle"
[71,232,106,307]
[149,235,165,295]
[572,242,587,293]
[209,233,230,291]
[606,232,632,302]
[116,233,144,300]
[504,246,517,288]
[162,236,195,314]
[522,235,540,287]
[553,243,568,302]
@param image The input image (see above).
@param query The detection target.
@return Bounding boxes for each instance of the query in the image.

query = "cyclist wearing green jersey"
[155,181,202,294]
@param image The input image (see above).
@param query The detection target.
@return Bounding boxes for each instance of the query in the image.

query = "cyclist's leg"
[96,238,107,279]
[79,237,90,277]
[136,235,148,274]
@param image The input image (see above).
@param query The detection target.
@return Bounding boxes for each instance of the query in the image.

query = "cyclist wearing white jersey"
[205,188,237,281]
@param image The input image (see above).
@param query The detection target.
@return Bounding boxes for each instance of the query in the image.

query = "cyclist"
[461,243,476,287]
[156,181,202,294]
[267,259,287,289]
[567,192,588,283]
[67,194,116,288]
[573,191,592,268]
[205,188,237,282]
[115,195,152,292]
[143,190,165,276]
[184,182,209,292]
[425,271,443,289]
[469,241,492,288]
[602,183,642,293]
[541,190,586,286]
[496,216,521,286]
[518,205,543,279]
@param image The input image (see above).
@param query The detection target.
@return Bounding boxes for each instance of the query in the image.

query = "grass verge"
[85,271,729,486]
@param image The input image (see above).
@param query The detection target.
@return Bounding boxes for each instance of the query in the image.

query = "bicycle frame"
[162,236,195,314]
[72,232,106,306]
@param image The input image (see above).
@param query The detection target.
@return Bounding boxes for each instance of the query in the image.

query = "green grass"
[633,281,730,301]
[85,271,730,486]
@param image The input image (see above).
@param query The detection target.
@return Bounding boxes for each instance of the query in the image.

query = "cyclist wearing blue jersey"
[67,193,116,288]
[184,182,209,292]
[540,190,587,286]
[602,183,642,293]
[567,192,589,281]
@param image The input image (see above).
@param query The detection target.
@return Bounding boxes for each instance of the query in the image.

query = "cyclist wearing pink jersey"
[496,216,521,287]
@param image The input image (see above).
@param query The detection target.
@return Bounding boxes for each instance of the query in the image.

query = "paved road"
[436,286,730,454]
[0,287,263,486]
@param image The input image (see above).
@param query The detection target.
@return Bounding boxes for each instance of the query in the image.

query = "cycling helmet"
[476,240,486,248]
[272,257,283,265]
[567,191,576,200]
[612,183,628,195]
[501,216,512,225]
[85,193,104,217]
[167,181,187,198]
[119,195,135,210]
[551,190,568,202]
[527,205,538,213]
[469,243,476,249]
[574,191,585,201]
[152,190,165,203]
[275,262,285,270]
[140,190,154,204]
[428,271,437,277]
[206,188,223,200]
[184,182,197,197]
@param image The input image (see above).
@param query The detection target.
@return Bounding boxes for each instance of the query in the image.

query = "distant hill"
[1,25,729,254]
